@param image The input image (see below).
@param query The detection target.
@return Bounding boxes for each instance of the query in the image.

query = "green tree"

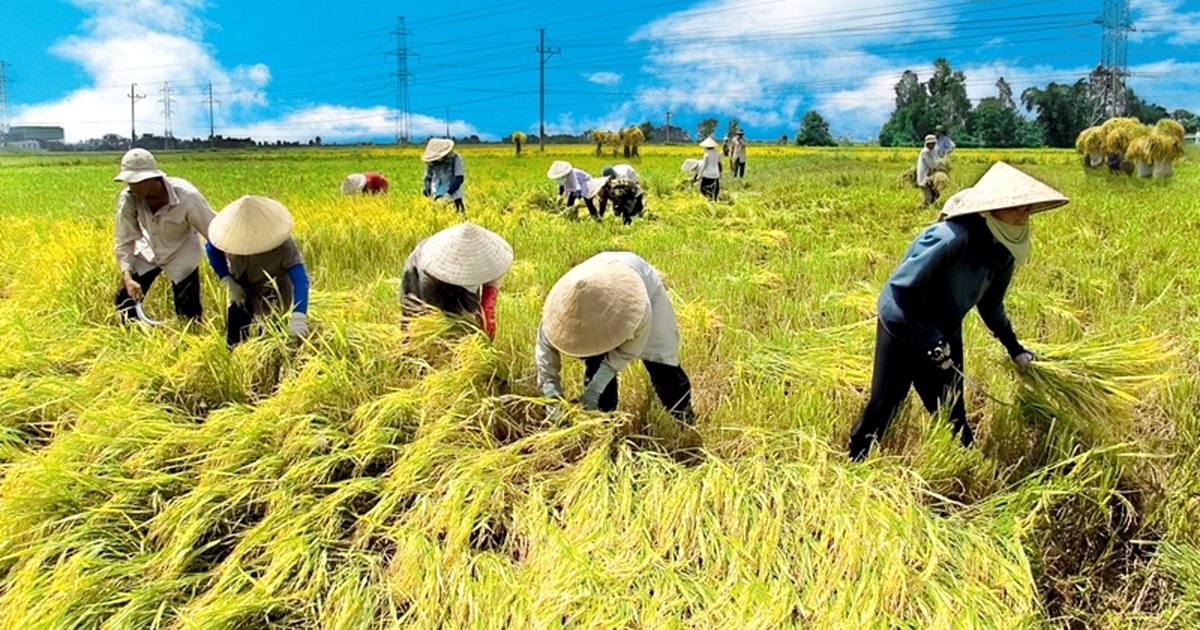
[1171,109,1199,133]
[696,118,718,141]
[926,58,970,132]
[1021,80,1094,148]
[878,70,931,146]
[796,111,836,146]
[1127,90,1168,125]
[967,78,1041,147]
[638,121,655,144]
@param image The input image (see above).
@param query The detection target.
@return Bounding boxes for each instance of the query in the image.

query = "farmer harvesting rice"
[601,164,640,185]
[536,252,694,422]
[400,222,513,340]
[848,162,1069,461]
[917,134,940,207]
[341,172,389,195]
[422,138,466,213]
[547,160,600,219]
[728,128,748,178]
[587,175,645,225]
[204,196,311,347]
[698,136,722,201]
[680,158,702,186]
[112,148,220,323]
[933,124,956,159]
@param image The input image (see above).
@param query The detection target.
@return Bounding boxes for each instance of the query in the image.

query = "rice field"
[0,143,1198,628]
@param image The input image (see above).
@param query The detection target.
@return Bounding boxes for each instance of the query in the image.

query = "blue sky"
[4,0,1199,143]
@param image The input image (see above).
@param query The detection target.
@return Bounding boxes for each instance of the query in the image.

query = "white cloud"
[1130,0,1200,45]
[224,106,485,144]
[540,103,636,136]
[588,72,622,86]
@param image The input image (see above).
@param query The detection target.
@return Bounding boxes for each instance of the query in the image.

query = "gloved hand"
[927,340,953,370]
[541,381,563,399]
[220,276,246,306]
[1014,350,1036,373]
[580,364,618,411]
[288,312,309,338]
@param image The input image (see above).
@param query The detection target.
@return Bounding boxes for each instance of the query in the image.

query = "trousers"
[115,266,202,321]
[699,177,720,201]
[849,320,971,460]
[583,355,694,422]
[731,159,746,178]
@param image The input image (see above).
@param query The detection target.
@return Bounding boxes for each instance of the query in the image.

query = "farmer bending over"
[341,172,389,195]
[205,196,311,347]
[588,175,645,225]
[698,137,722,201]
[601,164,640,185]
[113,148,222,323]
[536,252,694,422]
[547,160,600,219]
[849,162,1069,461]
[400,222,513,340]
[422,139,466,213]
[916,134,940,207]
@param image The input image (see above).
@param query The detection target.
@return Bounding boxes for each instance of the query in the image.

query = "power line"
[126,83,145,149]
[1095,0,1135,119]
[388,16,416,144]
[537,28,560,151]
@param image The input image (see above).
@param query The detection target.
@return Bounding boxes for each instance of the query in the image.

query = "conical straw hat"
[341,173,366,195]
[420,222,514,286]
[208,195,294,256]
[941,162,1069,218]
[586,176,610,199]
[422,138,455,162]
[681,158,701,173]
[547,160,572,179]
[542,258,648,357]
[699,136,719,149]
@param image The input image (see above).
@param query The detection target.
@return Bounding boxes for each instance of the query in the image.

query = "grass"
[0,144,1197,628]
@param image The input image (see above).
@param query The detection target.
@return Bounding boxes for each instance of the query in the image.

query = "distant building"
[6,126,65,149]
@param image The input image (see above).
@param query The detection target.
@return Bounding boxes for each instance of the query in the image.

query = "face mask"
[983,212,1030,265]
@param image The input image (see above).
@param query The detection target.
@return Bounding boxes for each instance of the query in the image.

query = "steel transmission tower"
[159,82,176,149]
[1094,0,1134,118]
[0,61,10,137]
[202,82,220,149]
[389,17,415,144]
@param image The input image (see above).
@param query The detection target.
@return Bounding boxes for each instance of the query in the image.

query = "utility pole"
[158,82,175,150]
[445,106,450,138]
[536,29,560,152]
[127,83,146,149]
[665,111,672,144]
[0,61,10,138]
[201,82,220,149]
[1095,0,1134,118]
[389,17,414,144]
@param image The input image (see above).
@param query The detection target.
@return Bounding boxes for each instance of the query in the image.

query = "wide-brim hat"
[209,195,294,256]
[542,258,648,358]
[940,162,1069,219]
[341,173,367,195]
[547,160,572,179]
[699,136,719,149]
[681,158,701,173]
[114,148,167,183]
[420,222,513,286]
[422,138,455,162]
[924,134,937,145]
[586,176,610,199]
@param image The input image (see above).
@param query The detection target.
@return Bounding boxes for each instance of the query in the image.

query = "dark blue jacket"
[877,214,1025,357]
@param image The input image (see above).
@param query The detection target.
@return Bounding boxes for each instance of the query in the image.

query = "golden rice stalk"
[1145,131,1184,162]
[1154,118,1186,143]
[1125,136,1152,164]
[1101,123,1142,155]
[1075,127,1103,155]
[511,131,527,144]
[930,171,950,192]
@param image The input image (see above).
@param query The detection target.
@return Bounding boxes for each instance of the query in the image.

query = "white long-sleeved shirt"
[916,147,938,187]
[700,148,722,179]
[113,177,217,282]
[609,164,639,184]
[558,168,593,197]
[935,134,956,158]
[536,252,681,393]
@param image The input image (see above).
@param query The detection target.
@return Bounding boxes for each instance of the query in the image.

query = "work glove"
[220,276,246,306]
[1014,350,1036,373]
[927,340,953,370]
[288,312,309,338]
[541,381,563,400]
[580,364,618,411]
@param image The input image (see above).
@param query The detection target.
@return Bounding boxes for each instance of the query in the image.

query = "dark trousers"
[732,159,746,178]
[849,321,970,461]
[225,297,256,347]
[699,177,720,201]
[583,197,601,219]
[583,355,694,422]
[613,197,644,225]
[115,267,202,321]
[452,198,465,213]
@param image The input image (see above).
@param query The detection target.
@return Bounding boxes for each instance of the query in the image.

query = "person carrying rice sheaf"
[205,196,311,347]
[400,222,513,340]
[698,136,722,201]
[536,252,694,422]
[422,138,466,213]
[848,162,1069,461]
[547,160,601,219]
[112,148,224,324]
[588,173,645,225]
[728,128,748,178]
[341,172,389,195]
[916,134,941,207]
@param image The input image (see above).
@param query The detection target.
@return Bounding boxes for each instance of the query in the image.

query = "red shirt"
[363,172,389,194]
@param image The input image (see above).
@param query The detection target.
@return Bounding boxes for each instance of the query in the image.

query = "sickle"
[134,301,163,327]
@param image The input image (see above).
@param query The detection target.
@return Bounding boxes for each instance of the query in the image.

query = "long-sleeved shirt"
[916,147,938,186]
[729,136,748,162]
[113,177,216,282]
[935,134,956,158]
[557,168,593,197]
[536,252,681,392]
[216,237,309,314]
[596,179,643,218]
[700,148,722,179]
[400,237,502,317]
[876,214,1025,358]
[423,153,465,200]
[609,164,639,184]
